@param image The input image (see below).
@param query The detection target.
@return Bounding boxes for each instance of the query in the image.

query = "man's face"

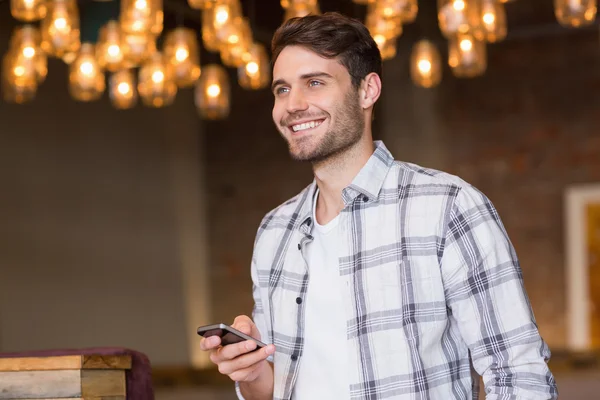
[271,46,365,163]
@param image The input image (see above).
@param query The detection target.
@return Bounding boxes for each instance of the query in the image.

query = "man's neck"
[312,136,375,225]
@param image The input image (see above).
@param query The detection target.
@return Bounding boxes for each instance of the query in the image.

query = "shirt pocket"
[378,258,445,342]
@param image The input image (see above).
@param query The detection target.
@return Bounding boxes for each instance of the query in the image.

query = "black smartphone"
[197,323,267,350]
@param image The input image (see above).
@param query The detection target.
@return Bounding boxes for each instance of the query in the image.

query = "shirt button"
[291,354,298,361]
[306,218,312,226]
[296,297,302,304]
[297,243,301,250]
[363,195,369,202]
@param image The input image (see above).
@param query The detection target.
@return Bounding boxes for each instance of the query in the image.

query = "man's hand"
[200,315,275,382]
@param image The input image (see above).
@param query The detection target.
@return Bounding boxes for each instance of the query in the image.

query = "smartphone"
[197,323,267,350]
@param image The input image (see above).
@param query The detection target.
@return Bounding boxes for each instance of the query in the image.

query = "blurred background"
[0,0,599,398]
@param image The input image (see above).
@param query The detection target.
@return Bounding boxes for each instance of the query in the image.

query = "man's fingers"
[217,339,258,361]
[217,344,275,375]
[232,316,253,335]
[199,335,221,351]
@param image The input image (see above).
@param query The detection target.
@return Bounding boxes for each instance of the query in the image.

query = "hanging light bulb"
[369,0,418,24]
[201,7,222,52]
[194,64,230,120]
[437,0,483,39]
[10,0,47,22]
[219,17,253,67]
[410,39,442,88]
[367,9,401,61]
[212,0,242,31]
[480,0,507,42]
[96,21,124,72]
[554,0,597,27]
[8,25,47,84]
[448,33,486,77]
[163,27,201,87]
[138,52,177,107]
[238,42,270,90]
[366,8,403,41]
[109,69,138,109]
[379,37,397,60]
[201,0,242,51]
[40,0,80,58]
[69,43,105,101]
[283,1,321,20]
[2,52,38,104]
[120,0,162,36]
[121,33,157,67]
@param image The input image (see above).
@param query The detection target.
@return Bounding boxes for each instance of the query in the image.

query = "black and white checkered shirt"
[237,141,557,400]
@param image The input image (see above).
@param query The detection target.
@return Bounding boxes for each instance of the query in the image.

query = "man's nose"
[286,88,308,113]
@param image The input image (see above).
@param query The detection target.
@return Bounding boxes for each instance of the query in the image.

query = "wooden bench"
[0,348,153,400]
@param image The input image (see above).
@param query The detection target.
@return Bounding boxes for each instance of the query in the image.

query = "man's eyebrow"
[299,71,333,80]
[271,72,334,92]
[271,78,287,92]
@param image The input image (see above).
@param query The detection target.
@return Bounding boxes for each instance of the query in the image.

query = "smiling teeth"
[292,120,322,132]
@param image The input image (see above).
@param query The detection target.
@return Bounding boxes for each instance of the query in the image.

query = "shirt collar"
[296,140,394,232]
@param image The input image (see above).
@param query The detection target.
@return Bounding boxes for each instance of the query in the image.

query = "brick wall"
[205,28,600,349]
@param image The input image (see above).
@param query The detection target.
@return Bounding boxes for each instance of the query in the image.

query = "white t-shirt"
[292,190,350,399]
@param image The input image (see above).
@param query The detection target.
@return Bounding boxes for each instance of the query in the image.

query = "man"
[200,12,558,400]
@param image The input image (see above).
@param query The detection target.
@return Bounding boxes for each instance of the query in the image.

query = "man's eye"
[309,80,322,87]
[276,87,289,94]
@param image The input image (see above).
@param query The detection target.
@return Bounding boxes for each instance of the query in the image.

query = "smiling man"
[200,12,558,400]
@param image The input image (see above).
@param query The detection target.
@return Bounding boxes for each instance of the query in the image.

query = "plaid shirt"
[237,141,557,400]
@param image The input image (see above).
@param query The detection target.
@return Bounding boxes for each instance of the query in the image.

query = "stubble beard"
[281,90,365,164]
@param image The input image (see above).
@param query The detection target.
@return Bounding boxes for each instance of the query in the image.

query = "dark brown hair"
[271,12,382,89]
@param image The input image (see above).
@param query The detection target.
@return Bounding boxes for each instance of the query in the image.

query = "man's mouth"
[289,119,325,133]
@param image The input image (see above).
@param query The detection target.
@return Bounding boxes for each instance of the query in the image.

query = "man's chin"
[289,148,330,163]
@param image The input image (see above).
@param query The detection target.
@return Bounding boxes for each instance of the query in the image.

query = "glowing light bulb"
[483,12,495,24]
[80,61,93,75]
[207,83,220,97]
[383,7,393,17]
[228,34,239,44]
[373,34,386,46]
[417,59,432,74]
[118,82,131,94]
[175,47,189,62]
[135,0,147,9]
[151,70,164,83]
[215,7,229,24]
[54,17,67,30]
[14,66,25,76]
[459,38,472,51]
[246,61,259,75]
[107,44,120,57]
[453,0,465,11]
[22,46,36,58]
[131,20,143,32]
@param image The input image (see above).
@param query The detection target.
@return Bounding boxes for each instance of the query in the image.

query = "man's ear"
[359,72,382,110]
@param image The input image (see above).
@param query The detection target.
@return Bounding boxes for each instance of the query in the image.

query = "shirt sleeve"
[235,229,273,399]
[440,184,558,399]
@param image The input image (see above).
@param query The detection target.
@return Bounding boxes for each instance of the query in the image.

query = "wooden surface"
[0,355,132,372]
[81,355,132,370]
[81,370,126,397]
[0,355,130,399]
[0,370,81,398]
